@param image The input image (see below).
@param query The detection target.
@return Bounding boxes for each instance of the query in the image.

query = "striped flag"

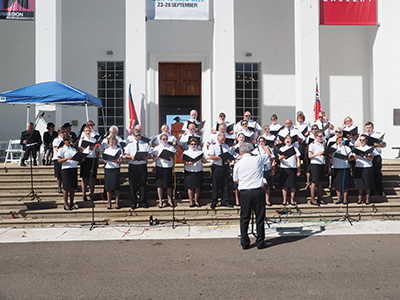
[313,80,321,121]
[128,84,139,135]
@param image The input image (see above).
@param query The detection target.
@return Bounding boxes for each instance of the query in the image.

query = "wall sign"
[147,0,209,21]
[0,0,34,20]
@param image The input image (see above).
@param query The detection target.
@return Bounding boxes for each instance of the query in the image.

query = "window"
[97,61,124,136]
[235,63,260,123]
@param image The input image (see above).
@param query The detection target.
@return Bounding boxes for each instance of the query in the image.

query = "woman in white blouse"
[354,135,377,205]
[78,126,98,201]
[152,133,176,208]
[182,137,208,207]
[330,135,355,204]
[103,136,123,209]
[58,136,79,211]
[278,135,301,206]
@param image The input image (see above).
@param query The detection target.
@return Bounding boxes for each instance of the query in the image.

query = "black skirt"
[332,168,351,189]
[80,158,98,179]
[104,168,120,191]
[263,170,272,187]
[184,170,203,189]
[355,167,375,190]
[155,166,173,188]
[309,164,324,182]
[62,168,78,190]
[279,168,297,188]
[54,160,62,178]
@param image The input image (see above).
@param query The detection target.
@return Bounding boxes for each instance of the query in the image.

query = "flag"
[313,80,321,121]
[128,84,139,135]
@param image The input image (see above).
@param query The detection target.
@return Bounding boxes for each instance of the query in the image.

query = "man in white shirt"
[102,125,123,149]
[233,142,270,250]
[234,111,262,136]
[124,129,151,209]
[208,133,233,208]
[179,123,203,150]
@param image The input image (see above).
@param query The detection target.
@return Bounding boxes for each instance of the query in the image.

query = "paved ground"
[0,221,399,299]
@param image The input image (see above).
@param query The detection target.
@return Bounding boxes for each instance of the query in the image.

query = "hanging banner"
[320,0,377,25]
[0,0,34,20]
[147,0,209,21]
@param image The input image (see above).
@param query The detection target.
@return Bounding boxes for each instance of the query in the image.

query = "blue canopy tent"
[0,81,103,123]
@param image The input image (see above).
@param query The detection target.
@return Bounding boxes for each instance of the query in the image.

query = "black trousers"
[240,188,265,247]
[22,146,38,162]
[211,164,230,206]
[128,164,147,207]
[372,155,384,193]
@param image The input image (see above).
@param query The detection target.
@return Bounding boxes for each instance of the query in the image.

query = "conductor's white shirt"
[233,153,270,190]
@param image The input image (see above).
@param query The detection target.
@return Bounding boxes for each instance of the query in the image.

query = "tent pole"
[85,102,89,122]
[26,104,30,124]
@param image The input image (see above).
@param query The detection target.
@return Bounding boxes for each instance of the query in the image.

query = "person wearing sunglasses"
[312,111,334,141]
[269,114,283,138]
[234,111,262,137]
[304,125,319,189]
[181,109,204,135]
[58,136,79,211]
[308,130,326,205]
[152,124,177,147]
[179,123,203,150]
[235,120,255,144]
[213,112,233,135]
[207,122,235,148]
[330,135,355,204]
[354,134,379,204]
[278,135,301,206]
[326,128,343,189]
[182,137,208,208]
[124,129,152,209]
[152,133,176,208]
[103,136,123,209]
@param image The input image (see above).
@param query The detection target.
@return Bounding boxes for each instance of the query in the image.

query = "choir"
[22,110,387,210]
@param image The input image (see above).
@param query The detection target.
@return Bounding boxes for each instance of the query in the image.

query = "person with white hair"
[233,142,270,250]
[102,125,122,149]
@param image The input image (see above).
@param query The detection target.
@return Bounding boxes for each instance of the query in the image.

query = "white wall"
[61,0,125,134]
[319,25,376,132]
[0,20,35,141]
[235,0,295,126]
[373,0,400,158]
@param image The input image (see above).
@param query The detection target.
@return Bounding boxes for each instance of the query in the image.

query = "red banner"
[320,0,377,25]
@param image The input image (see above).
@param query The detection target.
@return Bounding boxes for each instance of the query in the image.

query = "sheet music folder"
[103,150,121,161]
[134,151,148,161]
[277,147,296,159]
[182,153,203,163]
[159,149,175,161]
[219,151,235,161]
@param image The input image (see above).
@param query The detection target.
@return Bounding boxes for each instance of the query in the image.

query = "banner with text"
[320,0,377,25]
[147,0,209,21]
[0,0,34,20]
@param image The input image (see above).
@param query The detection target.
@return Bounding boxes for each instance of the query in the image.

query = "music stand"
[18,113,45,202]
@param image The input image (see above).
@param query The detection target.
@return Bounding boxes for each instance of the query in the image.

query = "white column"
[35,0,62,160]
[294,0,320,122]
[125,1,147,138]
[372,0,400,158]
[212,0,235,123]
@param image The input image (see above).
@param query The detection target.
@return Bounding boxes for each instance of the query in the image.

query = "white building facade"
[0,0,399,158]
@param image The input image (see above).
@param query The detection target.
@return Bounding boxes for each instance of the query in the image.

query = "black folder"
[324,146,336,155]
[226,123,234,133]
[159,149,175,161]
[279,134,298,144]
[219,151,235,161]
[322,123,330,132]
[81,140,95,148]
[343,126,358,139]
[301,127,308,136]
[265,139,275,147]
[308,137,315,144]
[277,147,296,159]
[140,135,151,143]
[134,151,148,161]
[366,133,385,146]
[72,151,88,162]
[182,153,203,163]
[333,152,347,160]
[225,137,236,147]
[248,124,256,132]
[103,149,121,161]
[197,121,206,131]
[270,126,284,136]
[234,147,240,154]
[327,140,336,148]
[352,147,374,157]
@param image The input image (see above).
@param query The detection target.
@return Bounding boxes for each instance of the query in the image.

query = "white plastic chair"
[4,139,24,165]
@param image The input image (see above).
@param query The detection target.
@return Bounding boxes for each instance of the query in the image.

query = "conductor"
[233,142,270,250]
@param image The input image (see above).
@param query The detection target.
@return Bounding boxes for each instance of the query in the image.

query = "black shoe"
[266,203,272,207]
[210,203,216,209]
[131,205,136,210]
[20,162,26,167]
[318,200,327,205]
[70,205,77,210]
[167,202,174,207]
[310,201,319,206]
[257,242,266,250]
[58,190,63,194]
[140,203,149,208]
[223,203,233,208]
[33,161,37,166]
[196,203,202,208]
[64,206,71,211]
[242,244,250,250]
[189,204,195,208]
